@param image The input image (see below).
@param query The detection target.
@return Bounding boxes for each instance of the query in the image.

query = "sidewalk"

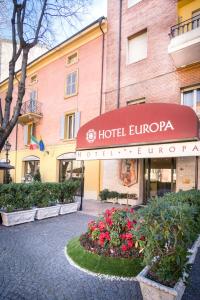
[79,198,134,217]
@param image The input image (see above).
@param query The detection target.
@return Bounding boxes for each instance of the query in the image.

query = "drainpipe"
[99,16,106,116]
[117,0,123,109]
[98,17,106,198]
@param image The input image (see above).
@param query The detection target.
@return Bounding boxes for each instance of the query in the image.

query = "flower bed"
[67,237,143,277]
[80,207,145,259]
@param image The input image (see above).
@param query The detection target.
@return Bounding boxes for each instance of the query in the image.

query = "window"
[66,71,78,97]
[59,160,82,182]
[127,97,145,105]
[127,30,147,64]
[30,74,37,84]
[128,0,142,8]
[182,86,200,114]
[29,90,37,113]
[67,52,78,65]
[24,160,40,178]
[65,113,75,139]
[24,123,36,145]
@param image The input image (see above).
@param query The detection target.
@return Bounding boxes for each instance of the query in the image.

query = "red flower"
[130,208,135,213]
[127,240,134,248]
[126,220,133,230]
[140,235,145,241]
[104,231,110,241]
[121,244,128,252]
[125,233,133,240]
[105,217,113,226]
[98,221,106,231]
[120,233,126,240]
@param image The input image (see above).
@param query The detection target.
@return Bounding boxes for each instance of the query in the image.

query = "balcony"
[18,100,43,124]
[168,13,200,68]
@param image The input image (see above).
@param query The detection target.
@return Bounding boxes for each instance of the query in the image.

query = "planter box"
[106,198,118,204]
[137,235,200,300]
[118,198,128,205]
[1,209,37,226]
[127,199,138,206]
[35,205,60,220]
[59,202,78,215]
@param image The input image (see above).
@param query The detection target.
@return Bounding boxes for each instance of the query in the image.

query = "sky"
[0,0,107,45]
[54,0,107,44]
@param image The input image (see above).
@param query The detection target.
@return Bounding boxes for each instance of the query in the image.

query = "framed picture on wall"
[119,159,138,187]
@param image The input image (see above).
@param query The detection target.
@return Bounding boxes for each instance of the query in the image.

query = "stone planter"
[1,209,37,226]
[35,205,60,220]
[137,235,200,300]
[106,198,118,204]
[118,198,128,205]
[127,199,138,206]
[59,202,78,215]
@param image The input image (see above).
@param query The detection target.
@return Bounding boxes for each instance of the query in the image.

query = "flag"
[29,135,39,150]
[39,138,45,151]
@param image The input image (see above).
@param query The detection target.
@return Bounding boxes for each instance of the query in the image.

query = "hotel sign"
[76,141,200,160]
[77,103,199,150]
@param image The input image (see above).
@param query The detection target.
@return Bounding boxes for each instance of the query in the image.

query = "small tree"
[0,0,91,151]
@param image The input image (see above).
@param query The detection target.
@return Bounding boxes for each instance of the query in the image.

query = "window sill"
[64,92,78,99]
[126,57,147,66]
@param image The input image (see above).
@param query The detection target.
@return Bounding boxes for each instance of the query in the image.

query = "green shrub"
[133,192,200,286]
[0,181,80,211]
[99,189,110,201]
[57,180,80,204]
[99,189,137,201]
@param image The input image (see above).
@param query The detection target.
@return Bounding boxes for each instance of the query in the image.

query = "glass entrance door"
[144,158,176,202]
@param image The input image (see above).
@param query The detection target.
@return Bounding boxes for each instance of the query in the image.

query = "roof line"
[0,16,106,85]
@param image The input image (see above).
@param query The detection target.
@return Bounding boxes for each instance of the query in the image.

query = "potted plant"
[134,191,200,300]
[0,183,37,226]
[34,183,60,220]
[58,180,80,215]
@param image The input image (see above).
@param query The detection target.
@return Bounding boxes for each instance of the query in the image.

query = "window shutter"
[60,115,65,139]
[24,125,28,145]
[74,112,81,137]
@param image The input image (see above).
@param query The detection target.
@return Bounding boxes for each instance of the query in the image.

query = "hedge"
[0,180,80,212]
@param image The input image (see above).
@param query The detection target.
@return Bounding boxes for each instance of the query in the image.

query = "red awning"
[77,103,199,151]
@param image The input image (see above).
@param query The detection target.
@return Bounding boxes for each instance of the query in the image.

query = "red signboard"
[77,103,199,150]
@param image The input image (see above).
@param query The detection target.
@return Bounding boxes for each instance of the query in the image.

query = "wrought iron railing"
[20,100,42,115]
[170,13,200,38]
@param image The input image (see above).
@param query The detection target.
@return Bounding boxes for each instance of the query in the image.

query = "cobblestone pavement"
[0,213,142,300]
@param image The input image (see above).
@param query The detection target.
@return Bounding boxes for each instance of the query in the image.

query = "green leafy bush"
[0,181,80,212]
[133,190,200,287]
[99,189,137,201]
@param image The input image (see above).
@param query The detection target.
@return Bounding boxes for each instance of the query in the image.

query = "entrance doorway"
[144,158,176,202]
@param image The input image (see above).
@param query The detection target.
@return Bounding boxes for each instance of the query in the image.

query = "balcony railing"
[20,100,42,116]
[170,13,200,38]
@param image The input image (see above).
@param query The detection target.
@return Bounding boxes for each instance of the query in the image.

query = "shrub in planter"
[80,207,145,259]
[0,183,36,226]
[0,183,34,212]
[99,189,110,201]
[58,180,80,204]
[134,197,198,287]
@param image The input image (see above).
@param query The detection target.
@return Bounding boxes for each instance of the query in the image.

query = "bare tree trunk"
[0,48,29,151]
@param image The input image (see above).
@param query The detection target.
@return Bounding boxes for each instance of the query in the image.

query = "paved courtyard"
[0,213,142,300]
[0,210,199,300]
